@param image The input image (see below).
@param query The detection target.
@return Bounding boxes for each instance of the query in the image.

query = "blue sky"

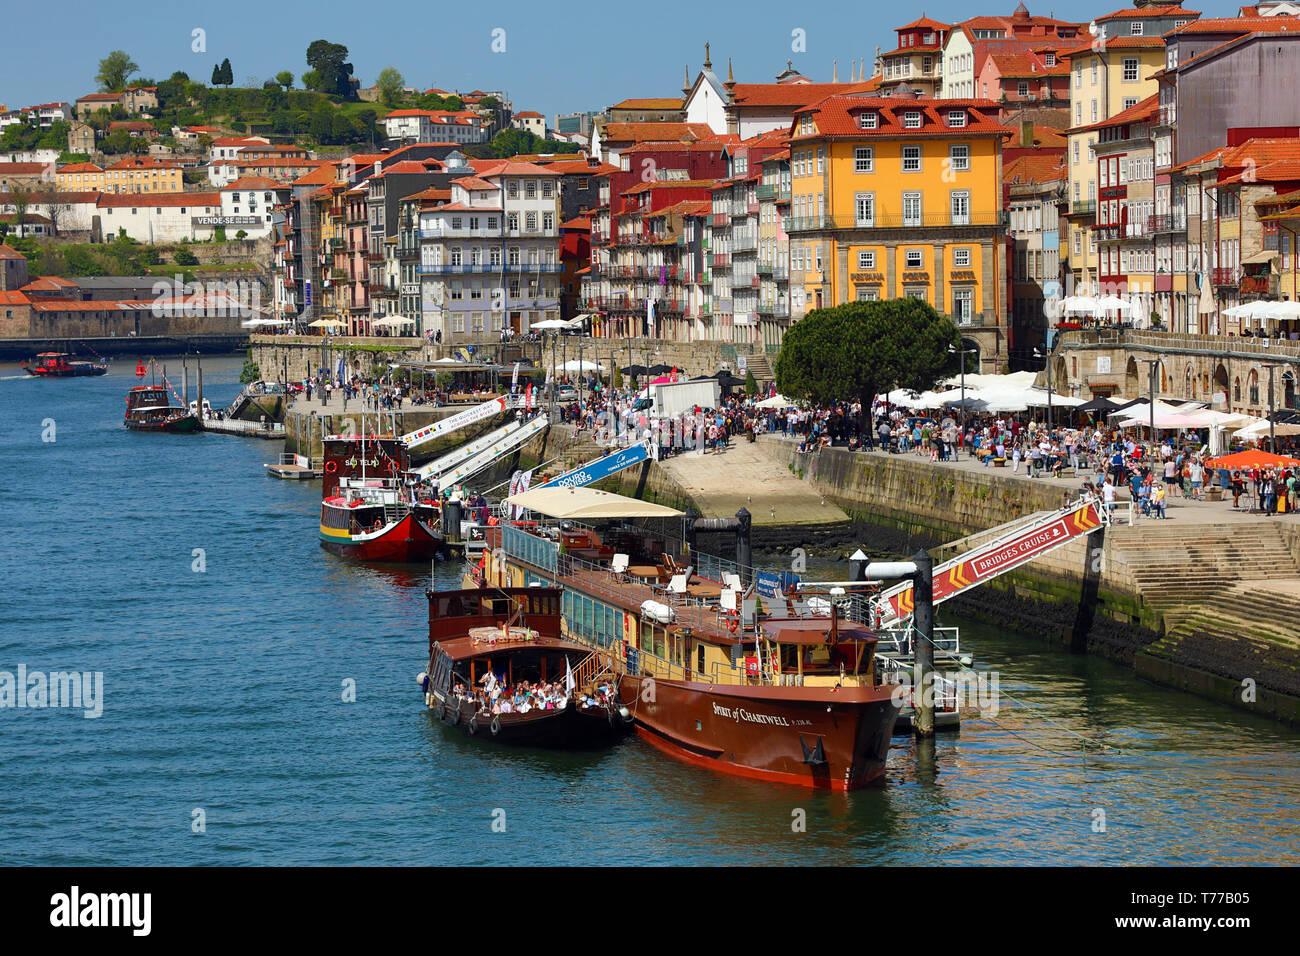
[1,0,1240,119]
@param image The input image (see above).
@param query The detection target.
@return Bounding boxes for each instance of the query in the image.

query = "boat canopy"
[758,619,878,645]
[504,486,683,520]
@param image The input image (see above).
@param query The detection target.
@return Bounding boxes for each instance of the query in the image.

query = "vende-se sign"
[193,216,261,226]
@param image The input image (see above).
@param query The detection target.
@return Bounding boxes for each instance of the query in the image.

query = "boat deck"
[266,462,321,479]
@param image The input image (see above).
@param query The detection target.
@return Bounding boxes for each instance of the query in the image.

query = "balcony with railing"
[1158,104,1176,127]
[712,253,730,269]
[711,212,729,227]
[1147,213,1186,234]
[416,262,562,275]
[1240,273,1279,297]
[756,183,778,200]
[1213,266,1241,287]
[1070,200,1096,217]
[757,262,773,276]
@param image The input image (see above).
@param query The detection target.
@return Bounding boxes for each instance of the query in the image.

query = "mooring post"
[912,548,935,738]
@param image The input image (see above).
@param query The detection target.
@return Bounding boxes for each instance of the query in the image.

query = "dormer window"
[1045,53,1056,67]
[858,111,877,130]
[903,111,922,129]
[1130,22,1143,35]
[947,110,967,127]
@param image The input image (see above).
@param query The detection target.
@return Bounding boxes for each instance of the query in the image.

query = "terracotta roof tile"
[600,122,716,143]
[1072,93,1158,133]
[610,98,684,111]
[96,192,221,208]
[792,95,1009,139]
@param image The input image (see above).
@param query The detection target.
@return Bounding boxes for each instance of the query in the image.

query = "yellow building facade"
[787,94,1009,370]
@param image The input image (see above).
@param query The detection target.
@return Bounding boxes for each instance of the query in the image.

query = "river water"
[2,355,1297,866]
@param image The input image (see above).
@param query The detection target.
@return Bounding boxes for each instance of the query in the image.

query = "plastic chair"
[611,553,629,580]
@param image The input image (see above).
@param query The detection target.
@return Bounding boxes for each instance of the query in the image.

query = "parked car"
[555,384,578,403]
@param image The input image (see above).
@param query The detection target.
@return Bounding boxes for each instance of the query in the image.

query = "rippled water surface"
[1,356,1297,865]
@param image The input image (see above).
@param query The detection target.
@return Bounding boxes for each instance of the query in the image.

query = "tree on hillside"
[376,67,405,107]
[211,63,222,86]
[214,58,234,88]
[10,186,32,236]
[443,95,463,111]
[275,71,295,90]
[305,40,354,97]
[774,299,960,427]
[96,50,138,92]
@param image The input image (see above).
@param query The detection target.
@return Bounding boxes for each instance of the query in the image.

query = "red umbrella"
[1205,449,1300,470]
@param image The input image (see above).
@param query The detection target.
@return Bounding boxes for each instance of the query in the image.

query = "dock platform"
[202,418,286,439]
[266,452,321,479]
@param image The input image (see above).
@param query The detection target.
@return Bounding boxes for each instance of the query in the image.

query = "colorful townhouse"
[786,91,1011,370]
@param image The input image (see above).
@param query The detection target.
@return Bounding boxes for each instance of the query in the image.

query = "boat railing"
[874,624,961,660]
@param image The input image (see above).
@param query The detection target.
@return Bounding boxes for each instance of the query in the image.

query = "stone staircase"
[1159,583,1300,649]
[742,353,773,384]
[1106,522,1300,610]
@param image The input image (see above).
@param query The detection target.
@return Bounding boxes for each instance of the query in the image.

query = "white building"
[218,177,291,239]
[511,111,546,137]
[95,192,223,243]
[417,161,561,340]
[208,136,272,164]
[382,110,487,145]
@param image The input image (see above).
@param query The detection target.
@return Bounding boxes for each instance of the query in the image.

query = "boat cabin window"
[696,644,706,673]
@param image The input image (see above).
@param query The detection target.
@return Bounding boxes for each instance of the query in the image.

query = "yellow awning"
[504,486,683,519]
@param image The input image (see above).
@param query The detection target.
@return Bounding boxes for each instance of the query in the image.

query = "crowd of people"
[450,675,616,716]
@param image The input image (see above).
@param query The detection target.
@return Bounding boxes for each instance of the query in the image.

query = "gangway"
[435,415,549,491]
[873,494,1109,626]
[536,441,653,489]
[400,396,514,451]
[411,421,525,481]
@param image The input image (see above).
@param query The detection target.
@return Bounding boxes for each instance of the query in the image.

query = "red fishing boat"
[419,586,630,747]
[475,501,901,791]
[319,433,446,562]
[24,352,108,377]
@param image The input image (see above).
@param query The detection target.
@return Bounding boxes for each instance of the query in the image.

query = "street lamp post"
[1137,358,1161,455]
[948,343,975,461]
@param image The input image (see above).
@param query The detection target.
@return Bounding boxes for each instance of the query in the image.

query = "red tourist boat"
[24,352,108,377]
[419,585,630,747]
[476,507,901,791]
[319,433,446,563]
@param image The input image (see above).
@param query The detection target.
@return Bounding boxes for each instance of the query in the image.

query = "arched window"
[1249,369,1260,406]
[1234,377,1241,402]
[1185,365,1195,399]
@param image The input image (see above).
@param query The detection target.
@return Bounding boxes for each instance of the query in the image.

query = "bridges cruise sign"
[877,498,1105,624]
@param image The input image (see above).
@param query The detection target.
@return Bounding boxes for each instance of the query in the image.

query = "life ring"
[467,714,479,735]
[490,714,501,735]
[728,616,738,634]
[387,460,398,474]
[324,460,338,474]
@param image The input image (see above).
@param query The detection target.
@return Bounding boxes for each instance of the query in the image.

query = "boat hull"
[428,690,630,748]
[320,512,445,563]
[27,366,108,377]
[618,675,899,791]
[124,414,199,433]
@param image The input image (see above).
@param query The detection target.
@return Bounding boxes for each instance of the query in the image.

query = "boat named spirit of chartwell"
[476,486,900,791]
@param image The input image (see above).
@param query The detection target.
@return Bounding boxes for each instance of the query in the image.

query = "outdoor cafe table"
[627,564,662,584]
[686,580,723,600]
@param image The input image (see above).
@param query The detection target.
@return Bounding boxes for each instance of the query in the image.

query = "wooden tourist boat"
[472,491,901,791]
[25,352,108,377]
[419,585,631,747]
[319,433,447,563]
[124,384,199,433]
